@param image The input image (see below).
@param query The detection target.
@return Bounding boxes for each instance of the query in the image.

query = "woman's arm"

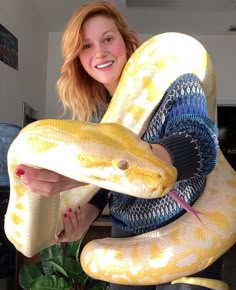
[148,74,218,181]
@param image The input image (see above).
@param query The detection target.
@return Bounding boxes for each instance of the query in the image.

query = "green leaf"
[65,230,88,262]
[19,263,43,290]
[64,240,81,259]
[35,261,44,274]
[76,230,88,261]
[49,260,69,278]
[40,244,64,275]
[31,275,72,290]
[50,256,86,283]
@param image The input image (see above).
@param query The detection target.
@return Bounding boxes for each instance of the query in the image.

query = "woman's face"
[79,15,127,96]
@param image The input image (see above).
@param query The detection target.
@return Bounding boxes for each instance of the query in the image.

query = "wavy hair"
[57,1,141,121]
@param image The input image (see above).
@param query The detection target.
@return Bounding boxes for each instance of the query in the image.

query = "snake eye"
[118,160,129,170]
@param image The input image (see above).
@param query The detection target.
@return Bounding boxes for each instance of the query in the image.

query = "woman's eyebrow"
[83,30,115,42]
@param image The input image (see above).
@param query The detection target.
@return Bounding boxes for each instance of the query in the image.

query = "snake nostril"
[118,160,129,170]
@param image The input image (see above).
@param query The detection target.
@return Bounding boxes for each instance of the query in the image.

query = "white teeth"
[96,61,113,69]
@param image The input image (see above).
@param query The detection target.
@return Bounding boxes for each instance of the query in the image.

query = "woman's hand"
[15,164,87,197]
[57,203,99,243]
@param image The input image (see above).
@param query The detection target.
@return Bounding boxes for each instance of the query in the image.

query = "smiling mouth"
[95,61,114,69]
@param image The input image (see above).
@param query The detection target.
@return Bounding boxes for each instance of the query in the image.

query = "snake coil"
[5,33,236,289]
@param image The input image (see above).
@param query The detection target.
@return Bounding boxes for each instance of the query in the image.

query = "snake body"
[4,33,236,289]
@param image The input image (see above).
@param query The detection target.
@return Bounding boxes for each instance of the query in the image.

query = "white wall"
[0,0,48,127]
[197,35,236,105]
[45,32,236,119]
[45,32,64,119]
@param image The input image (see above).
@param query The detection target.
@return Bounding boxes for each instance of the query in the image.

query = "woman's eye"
[82,43,91,50]
[104,37,113,43]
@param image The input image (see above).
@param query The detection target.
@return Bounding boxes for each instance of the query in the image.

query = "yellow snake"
[4,32,236,289]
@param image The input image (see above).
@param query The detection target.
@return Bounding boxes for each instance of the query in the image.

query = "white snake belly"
[4,32,236,289]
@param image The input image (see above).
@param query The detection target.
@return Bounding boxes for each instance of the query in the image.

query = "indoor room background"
[0,1,236,289]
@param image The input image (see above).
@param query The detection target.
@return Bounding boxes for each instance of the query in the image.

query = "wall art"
[0,24,18,70]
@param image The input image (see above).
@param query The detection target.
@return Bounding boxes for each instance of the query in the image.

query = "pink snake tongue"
[169,190,204,225]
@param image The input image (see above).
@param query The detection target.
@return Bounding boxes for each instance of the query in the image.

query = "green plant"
[19,232,109,290]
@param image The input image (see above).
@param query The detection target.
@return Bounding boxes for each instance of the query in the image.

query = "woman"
[15,1,221,289]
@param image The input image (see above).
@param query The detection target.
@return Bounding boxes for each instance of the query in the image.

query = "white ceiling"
[31,0,236,35]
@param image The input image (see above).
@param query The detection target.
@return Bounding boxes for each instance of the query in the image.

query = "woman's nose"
[94,44,107,58]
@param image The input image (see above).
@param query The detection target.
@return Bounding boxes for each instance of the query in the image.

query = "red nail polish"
[15,169,25,176]
[68,208,72,213]
[63,213,67,218]
[77,205,81,210]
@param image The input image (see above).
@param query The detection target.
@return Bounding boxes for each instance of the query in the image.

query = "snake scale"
[4,33,236,289]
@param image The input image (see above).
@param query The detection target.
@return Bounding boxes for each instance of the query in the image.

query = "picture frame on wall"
[0,24,18,70]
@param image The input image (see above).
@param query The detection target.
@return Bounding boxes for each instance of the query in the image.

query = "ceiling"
[31,0,236,35]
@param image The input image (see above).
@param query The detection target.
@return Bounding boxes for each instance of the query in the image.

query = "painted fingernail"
[63,213,67,218]
[77,205,81,210]
[67,208,72,213]
[15,169,25,176]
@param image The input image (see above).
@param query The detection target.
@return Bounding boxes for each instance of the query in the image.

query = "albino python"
[4,32,236,289]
